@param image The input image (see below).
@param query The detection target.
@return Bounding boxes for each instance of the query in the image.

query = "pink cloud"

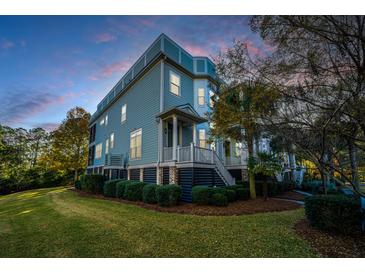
[1,40,15,49]
[94,32,117,43]
[90,60,131,81]
[246,40,263,57]
[183,43,210,56]
[0,90,65,126]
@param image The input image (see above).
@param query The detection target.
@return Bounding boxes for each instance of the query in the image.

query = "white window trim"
[199,129,206,148]
[95,143,102,159]
[121,104,127,124]
[198,88,205,106]
[110,133,114,149]
[130,128,142,160]
[169,70,181,96]
[105,139,109,155]
[105,114,108,126]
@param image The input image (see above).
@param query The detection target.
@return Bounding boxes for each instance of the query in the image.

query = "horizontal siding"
[93,63,161,167]
[164,63,194,110]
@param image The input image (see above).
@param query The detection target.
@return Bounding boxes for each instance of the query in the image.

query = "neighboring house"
[87,34,250,201]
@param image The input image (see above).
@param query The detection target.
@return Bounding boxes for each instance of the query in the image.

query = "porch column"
[172,114,178,161]
[192,122,197,145]
[158,118,164,162]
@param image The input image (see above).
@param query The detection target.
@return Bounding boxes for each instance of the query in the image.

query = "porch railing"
[163,147,174,162]
[162,143,235,185]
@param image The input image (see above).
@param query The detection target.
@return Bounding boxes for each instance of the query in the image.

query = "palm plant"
[253,151,282,201]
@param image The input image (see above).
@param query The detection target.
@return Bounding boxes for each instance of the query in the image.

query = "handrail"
[213,152,235,185]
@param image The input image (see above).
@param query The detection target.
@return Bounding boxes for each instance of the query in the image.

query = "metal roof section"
[156,103,208,124]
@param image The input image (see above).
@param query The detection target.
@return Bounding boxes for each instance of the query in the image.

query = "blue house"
[87,34,249,201]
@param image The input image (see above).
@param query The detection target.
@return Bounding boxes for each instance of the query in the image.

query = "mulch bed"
[294,219,365,257]
[73,189,301,216]
[275,191,307,202]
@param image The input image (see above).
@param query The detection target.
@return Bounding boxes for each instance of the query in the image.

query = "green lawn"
[0,187,317,257]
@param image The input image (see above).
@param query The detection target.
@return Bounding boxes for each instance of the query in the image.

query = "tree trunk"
[247,128,256,199]
[347,138,359,191]
[74,169,78,183]
[263,176,268,201]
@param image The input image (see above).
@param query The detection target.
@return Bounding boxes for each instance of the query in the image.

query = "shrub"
[116,180,130,198]
[142,184,158,204]
[74,180,81,190]
[192,186,213,205]
[211,193,228,207]
[235,187,250,200]
[124,181,146,201]
[305,194,362,234]
[42,170,64,187]
[103,179,120,197]
[156,184,181,207]
[225,189,237,202]
[81,174,104,194]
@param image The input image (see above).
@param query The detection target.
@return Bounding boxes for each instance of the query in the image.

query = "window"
[105,139,109,155]
[99,117,104,126]
[105,115,108,126]
[110,133,114,149]
[121,104,127,123]
[198,88,205,106]
[199,129,206,148]
[130,129,142,159]
[209,90,214,108]
[170,71,180,96]
[95,143,102,159]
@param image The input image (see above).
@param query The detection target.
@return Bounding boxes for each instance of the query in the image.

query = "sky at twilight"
[0,16,267,130]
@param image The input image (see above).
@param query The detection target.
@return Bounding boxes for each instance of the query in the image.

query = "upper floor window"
[105,115,108,126]
[110,133,114,149]
[95,143,102,159]
[130,128,142,160]
[209,90,214,108]
[170,71,180,96]
[89,124,96,143]
[105,139,109,155]
[199,129,206,148]
[198,88,205,106]
[99,117,104,126]
[121,104,127,123]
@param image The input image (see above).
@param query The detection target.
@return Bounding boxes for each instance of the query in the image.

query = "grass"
[0,187,317,257]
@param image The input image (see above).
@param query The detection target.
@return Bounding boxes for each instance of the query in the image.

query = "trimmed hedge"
[116,180,130,198]
[103,179,120,197]
[305,194,362,234]
[192,186,213,205]
[211,193,228,207]
[142,184,158,204]
[225,189,237,202]
[124,181,146,201]
[156,184,181,207]
[80,174,104,194]
[235,187,250,200]
[74,180,81,190]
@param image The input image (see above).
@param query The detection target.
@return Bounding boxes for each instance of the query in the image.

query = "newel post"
[190,142,195,162]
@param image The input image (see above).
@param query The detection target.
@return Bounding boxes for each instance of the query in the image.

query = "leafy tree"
[253,152,282,201]
[251,16,365,195]
[211,41,280,199]
[47,107,90,182]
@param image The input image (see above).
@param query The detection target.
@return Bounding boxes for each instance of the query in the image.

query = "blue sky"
[0,16,265,130]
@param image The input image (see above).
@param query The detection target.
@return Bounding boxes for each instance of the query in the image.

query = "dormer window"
[170,71,180,96]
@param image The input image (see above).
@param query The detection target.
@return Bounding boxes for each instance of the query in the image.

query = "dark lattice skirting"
[130,169,140,181]
[178,167,227,203]
[143,168,157,183]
